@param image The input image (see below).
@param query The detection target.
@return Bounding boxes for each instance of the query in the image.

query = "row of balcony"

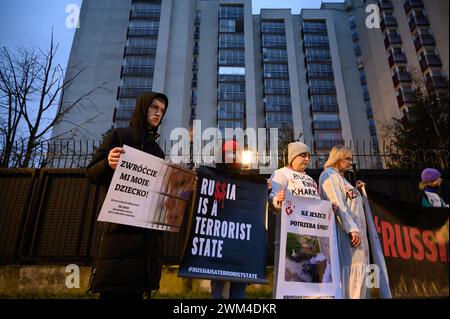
[379,0,424,14]
[310,103,339,113]
[419,54,442,72]
[121,66,155,77]
[408,13,429,31]
[130,10,160,20]
[124,45,157,56]
[306,71,334,80]
[308,86,336,95]
[127,27,159,37]
[315,139,345,150]
[312,120,341,130]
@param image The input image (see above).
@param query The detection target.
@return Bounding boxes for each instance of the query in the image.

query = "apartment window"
[133,2,161,11]
[219,34,244,48]
[218,50,245,66]
[219,19,244,33]
[129,20,159,29]
[218,74,245,82]
[118,98,136,108]
[305,48,331,62]
[307,63,333,78]
[315,131,342,140]
[121,77,153,88]
[262,34,287,48]
[219,5,244,19]
[218,66,245,75]
[127,38,158,47]
[261,21,285,34]
[264,95,291,111]
[124,56,155,66]
[262,48,287,62]
[303,21,327,33]
[218,121,245,137]
[310,79,335,89]
[264,79,290,95]
[263,63,289,78]
[311,95,338,112]
[304,34,329,47]
[218,83,245,100]
[218,102,245,119]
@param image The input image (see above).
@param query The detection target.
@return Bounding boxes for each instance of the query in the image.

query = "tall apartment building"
[51,0,448,168]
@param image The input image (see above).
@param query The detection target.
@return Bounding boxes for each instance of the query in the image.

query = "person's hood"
[129,92,169,134]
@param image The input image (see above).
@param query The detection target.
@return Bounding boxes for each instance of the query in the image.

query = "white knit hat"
[288,142,310,164]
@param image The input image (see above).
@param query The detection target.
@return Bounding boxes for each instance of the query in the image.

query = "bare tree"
[0,30,108,168]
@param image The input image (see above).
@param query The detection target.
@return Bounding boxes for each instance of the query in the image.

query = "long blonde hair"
[419,181,435,191]
[324,145,353,169]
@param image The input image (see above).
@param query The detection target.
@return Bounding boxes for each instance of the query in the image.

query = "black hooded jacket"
[86,92,168,293]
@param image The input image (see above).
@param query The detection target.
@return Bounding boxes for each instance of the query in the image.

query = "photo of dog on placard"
[284,233,332,283]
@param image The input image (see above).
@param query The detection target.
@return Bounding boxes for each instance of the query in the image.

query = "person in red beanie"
[210,139,248,299]
[419,168,448,208]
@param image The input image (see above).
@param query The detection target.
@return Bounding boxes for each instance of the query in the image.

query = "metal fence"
[1,168,447,266]
[1,139,448,170]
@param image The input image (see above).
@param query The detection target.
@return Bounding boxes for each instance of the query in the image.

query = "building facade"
[51,0,448,169]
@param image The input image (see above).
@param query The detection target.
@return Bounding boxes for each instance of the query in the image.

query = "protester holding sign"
[86,92,168,299]
[419,168,449,208]
[210,139,249,299]
[178,139,268,298]
[269,142,322,296]
[318,145,371,299]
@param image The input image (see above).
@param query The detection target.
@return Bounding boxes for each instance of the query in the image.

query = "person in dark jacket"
[86,92,168,299]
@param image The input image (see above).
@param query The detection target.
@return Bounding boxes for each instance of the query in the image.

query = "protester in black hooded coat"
[86,92,168,299]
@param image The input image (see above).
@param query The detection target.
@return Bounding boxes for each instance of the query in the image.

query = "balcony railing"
[315,139,345,150]
[131,10,161,19]
[303,41,329,48]
[305,55,331,63]
[414,33,436,51]
[122,66,155,76]
[384,33,402,48]
[388,52,407,67]
[309,86,336,95]
[306,71,334,80]
[114,107,135,121]
[263,71,289,79]
[128,27,159,37]
[380,16,398,31]
[312,120,341,130]
[302,27,328,34]
[125,45,157,56]
[419,54,442,71]
[408,14,429,31]
[397,91,415,107]
[310,103,339,113]
[403,0,424,14]
[392,70,412,86]
[426,75,448,92]
[118,86,152,98]
[378,0,393,10]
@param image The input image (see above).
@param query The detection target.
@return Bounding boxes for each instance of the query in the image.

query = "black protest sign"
[178,166,268,284]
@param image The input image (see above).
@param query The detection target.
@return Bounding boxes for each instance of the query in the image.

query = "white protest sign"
[97,145,196,232]
[275,193,341,299]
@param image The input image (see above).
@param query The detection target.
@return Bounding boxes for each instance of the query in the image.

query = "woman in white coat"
[319,145,372,299]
